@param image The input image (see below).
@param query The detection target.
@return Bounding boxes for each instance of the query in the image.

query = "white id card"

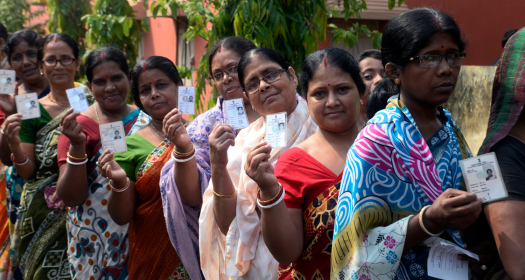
[66,87,89,113]
[225,98,249,130]
[0,70,16,94]
[459,152,508,203]
[15,93,41,120]
[178,86,195,115]
[265,112,287,148]
[99,121,127,153]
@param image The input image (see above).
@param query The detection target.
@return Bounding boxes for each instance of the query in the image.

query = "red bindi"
[105,75,108,78]
[328,84,330,86]
[441,46,444,48]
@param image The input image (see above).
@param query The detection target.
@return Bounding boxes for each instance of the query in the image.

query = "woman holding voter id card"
[97,56,200,280]
[55,47,149,280]
[199,48,317,279]
[331,8,493,280]
[0,33,91,279]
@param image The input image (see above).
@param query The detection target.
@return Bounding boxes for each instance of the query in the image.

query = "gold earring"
[360,99,363,105]
[395,78,400,84]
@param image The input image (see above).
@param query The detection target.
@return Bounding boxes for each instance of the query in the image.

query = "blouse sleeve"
[114,149,137,182]
[19,118,38,143]
[275,149,307,209]
[57,133,70,168]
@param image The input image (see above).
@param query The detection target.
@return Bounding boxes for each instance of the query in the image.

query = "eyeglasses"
[244,69,289,95]
[42,57,75,67]
[210,65,238,84]
[409,52,466,68]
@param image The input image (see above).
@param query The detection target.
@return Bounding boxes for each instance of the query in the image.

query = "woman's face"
[307,64,361,133]
[242,55,298,116]
[359,57,384,107]
[210,48,245,100]
[87,61,129,111]
[137,68,180,121]
[10,41,41,84]
[39,40,80,89]
[398,32,461,107]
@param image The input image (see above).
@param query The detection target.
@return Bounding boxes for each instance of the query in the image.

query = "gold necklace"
[150,123,165,138]
[48,95,69,107]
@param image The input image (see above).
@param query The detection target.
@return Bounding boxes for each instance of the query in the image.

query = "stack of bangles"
[67,152,88,165]
[10,153,29,166]
[419,205,444,237]
[109,177,130,193]
[171,143,196,163]
[256,183,285,209]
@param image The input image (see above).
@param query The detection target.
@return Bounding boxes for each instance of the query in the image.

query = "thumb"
[51,189,59,202]
[106,164,113,179]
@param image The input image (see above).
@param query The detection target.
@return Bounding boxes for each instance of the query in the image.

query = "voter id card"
[0,70,16,94]
[265,112,286,148]
[178,86,195,115]
[66,87,89,113]
[225,98,249,130]
[459,152,508,203]
[15,93,41,120]
[99,121,127,153]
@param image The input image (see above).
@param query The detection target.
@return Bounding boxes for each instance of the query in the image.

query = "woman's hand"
[97,149,127,184]
[3,113,23,149]
[163,108,192,150]
[0,80,21,116]
[425,189,483,232]
[59,108,86,146]
[244,142,279,196]
[209,124,235,169]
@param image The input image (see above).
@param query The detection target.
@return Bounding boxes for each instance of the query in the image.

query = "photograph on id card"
[459,152,508,203]
[66,87,89,112]
[99,121,127,153]
[0,70,16,94]
[178,86,195,115]
[225,98,249,130]
[15,93,41,120]
[265,112,287,148]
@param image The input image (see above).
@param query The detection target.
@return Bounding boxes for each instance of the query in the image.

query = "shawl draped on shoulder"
[332,97,471,280]
[199,100,317,280]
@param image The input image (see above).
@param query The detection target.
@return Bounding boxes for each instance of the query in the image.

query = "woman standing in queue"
[97,56,201,279]
[332,8,491,279]
[0,33,91,279]
[199,48,317,279]
[56,47,149,279]
[246,48,364,279]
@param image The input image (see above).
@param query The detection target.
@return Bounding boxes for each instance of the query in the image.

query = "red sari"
[274,147,342,280]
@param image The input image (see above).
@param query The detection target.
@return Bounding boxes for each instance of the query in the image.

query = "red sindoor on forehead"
[54,36,58,43]
[219,45,222,53]
[102,52,105,61]
[143,62,147,73]
[19,35,23,42]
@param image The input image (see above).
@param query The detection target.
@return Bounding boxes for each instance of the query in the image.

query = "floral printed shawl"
[331,97,471,280]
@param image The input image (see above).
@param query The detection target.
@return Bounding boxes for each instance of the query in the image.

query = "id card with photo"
[459,152,508,203]
[178,86,195,115]
[66,87,89,113]
[99,121,127,153]
[225,98,249,130]
[265,112,287,148]
[0,70,16,94]
[15,93,41,120]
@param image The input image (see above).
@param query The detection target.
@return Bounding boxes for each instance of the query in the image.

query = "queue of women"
[0,6,523,280]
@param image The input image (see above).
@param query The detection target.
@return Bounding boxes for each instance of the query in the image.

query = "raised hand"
[162,108,192,149]
[59,108,86,146]
[209,124,235,169]
[0,80,22,116]
[244,142,278,192]
[2,113,23,149]
[97,149,128,184]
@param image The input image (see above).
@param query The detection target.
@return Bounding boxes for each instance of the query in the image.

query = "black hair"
[299,48,365,98]
[366,78,398,120]
[238,48,291,89]
[0,23,7,42]
[3,30,42,63]
[85,47,129,83]
[358,49,381,63]
[208,37,257,76]
[502,29,518,48]
[129,56,182,114]
[38,33,79,62]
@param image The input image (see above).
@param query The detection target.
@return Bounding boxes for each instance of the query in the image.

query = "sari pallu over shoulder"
[331,97,471,280]
[199,101,318,280]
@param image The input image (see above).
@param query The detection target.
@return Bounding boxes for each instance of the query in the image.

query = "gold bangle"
[67,152,87,161]
[213,188,237,198]
[257,183,282,204]
[173,143,195,156]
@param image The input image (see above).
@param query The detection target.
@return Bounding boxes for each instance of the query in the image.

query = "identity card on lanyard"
[15,93,41,120]
[0,70,15,94]
[459,152,508,203]
[66,87,90,113]
[265,112,287,148]
[178,86,195,115]
[225,98,249,130]
[99,121,127,153]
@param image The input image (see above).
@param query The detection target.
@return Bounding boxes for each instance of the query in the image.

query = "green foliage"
[0,0,45,34]
[47,0,92,47]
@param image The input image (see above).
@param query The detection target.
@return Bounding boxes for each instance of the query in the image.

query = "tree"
[0,0,44,34]
[145,0,404,114]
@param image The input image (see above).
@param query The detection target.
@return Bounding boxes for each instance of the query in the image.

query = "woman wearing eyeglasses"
[332,8,491,279]
[0,33,92,279]
[199,48,317,279]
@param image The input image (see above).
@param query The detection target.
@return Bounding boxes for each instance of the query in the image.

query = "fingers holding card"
[15,93,41,120]
[66,87,89,113]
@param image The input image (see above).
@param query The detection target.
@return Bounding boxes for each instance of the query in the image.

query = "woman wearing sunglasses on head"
[332,8,493,279]
[199,48,317,279]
